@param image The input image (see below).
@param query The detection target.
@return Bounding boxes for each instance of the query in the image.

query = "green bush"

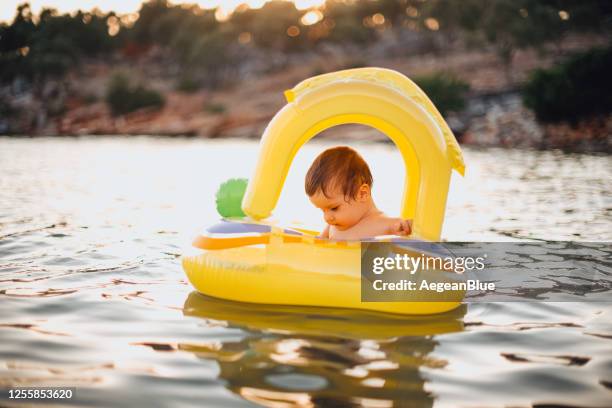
[105,73,165,116]
[176,76,200,93]
[204,102,226,114]
[523,46,612,123]
[414,73,470,116]
[82,93,98,104]
[0,98,17,116]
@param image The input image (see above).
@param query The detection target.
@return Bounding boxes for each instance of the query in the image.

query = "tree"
[523,46,612,123]
[423,0,612,83]
[106,73,165,116]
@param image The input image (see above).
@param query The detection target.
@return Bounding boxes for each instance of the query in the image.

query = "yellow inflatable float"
[182,67,466,315]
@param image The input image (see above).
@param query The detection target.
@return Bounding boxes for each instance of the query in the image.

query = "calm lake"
[1,136,611,407]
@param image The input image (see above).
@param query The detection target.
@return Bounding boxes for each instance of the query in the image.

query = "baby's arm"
[319,224,330,239]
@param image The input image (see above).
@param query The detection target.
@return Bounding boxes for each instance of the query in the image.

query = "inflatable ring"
[182,67,466,315]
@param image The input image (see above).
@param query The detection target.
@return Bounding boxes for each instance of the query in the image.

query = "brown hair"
[305,146,373,200]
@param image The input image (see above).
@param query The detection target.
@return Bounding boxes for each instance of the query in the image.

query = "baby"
[305,146,412,240]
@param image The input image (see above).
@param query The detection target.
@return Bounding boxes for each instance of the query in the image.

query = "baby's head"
[305,146,374,230]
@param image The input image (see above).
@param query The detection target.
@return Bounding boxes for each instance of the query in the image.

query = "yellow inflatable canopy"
[242,67,465,241]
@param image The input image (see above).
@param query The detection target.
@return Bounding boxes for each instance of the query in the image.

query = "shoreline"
[1,132,609,155]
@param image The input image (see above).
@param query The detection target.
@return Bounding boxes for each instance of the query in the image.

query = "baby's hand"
[391,219,412,236]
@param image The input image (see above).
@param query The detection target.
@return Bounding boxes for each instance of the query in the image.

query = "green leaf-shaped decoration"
[215,178,248,218]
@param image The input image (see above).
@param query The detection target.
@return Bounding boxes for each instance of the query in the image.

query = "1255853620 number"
[5,387,75,400]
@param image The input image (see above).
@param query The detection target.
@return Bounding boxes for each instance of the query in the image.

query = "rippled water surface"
[1,137,611,407]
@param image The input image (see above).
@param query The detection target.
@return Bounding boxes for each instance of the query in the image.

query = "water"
[1,136,611,407]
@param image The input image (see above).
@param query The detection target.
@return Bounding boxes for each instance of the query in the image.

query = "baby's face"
[309,185,370,231]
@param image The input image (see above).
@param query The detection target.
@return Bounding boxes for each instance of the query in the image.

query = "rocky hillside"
[3,34,610,152]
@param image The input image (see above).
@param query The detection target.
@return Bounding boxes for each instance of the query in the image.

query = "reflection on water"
[183,294,466,407]
[0,137,611,407]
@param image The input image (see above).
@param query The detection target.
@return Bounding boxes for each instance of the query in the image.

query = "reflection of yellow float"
[183,292,466,340]
[182,294,465,407]
[182,67,466,315]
